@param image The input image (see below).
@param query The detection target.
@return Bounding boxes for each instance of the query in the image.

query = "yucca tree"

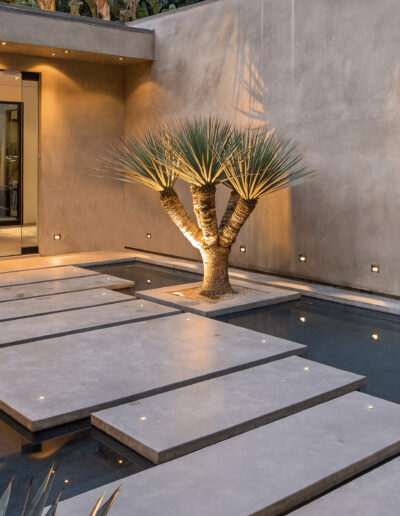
[106,119,311,299]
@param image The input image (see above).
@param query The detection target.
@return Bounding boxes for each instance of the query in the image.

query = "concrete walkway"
[0,255,398,515]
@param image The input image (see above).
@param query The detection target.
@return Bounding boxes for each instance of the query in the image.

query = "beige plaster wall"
[124,0,400,296]
[0,53,126,255]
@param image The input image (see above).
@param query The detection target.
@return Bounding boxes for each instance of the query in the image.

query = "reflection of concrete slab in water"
[92,356,365,464]
[56,392,400,516]
[0,274,134,302]
[136,280,300,317]
[0,265,98,287]
[0,313,305,431]
[0,288,131,322]
[0,299,180,347]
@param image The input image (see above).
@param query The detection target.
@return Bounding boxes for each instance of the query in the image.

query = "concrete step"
[0,274,134,302]
[55,392,400,516]
[0,288,131,322]
[0,265,98,287]
[0,299,180,347]
[92,356,365,464]
[292,456,400,515]
[0,313,305,431]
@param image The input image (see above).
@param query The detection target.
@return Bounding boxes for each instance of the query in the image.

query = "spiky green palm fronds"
[105,130,176,192]
[224,127,311,200]
[166,118,235,186]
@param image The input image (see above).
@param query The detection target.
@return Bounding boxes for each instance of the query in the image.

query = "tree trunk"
[200,246,234,299]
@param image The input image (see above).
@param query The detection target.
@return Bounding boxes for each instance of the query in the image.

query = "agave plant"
[0,466,120,516]
[106,118,312,299]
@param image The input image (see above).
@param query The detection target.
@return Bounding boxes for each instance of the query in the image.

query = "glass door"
[0,102,22,256]
[0,70,23,257]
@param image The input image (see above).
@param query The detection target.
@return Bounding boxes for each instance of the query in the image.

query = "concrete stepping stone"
[292,456,400,515]
[136,279,299,317]
[0,313,305,431]
[54,392,400,516]
[0,274,134,303]
[0,288,131,322]
[92,356,365,464]
[0,299,180,347]
[0,265,98,288]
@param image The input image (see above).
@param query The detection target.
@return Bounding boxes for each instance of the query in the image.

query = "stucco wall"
[0,53,126,255]
[125,0,400,296]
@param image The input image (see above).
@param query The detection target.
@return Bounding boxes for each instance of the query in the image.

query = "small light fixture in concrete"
[119,57,125,61]
[50,52,56,56]
[146,279,151,284]
[140,416,147,421]
[371,264,380,273]
[63,50,70,54]
[299,254,307,263]
[304,366,309,371]
[1,42,7,46]
[240,246,246,253]
[146,233,152,239]
[368,404,374,410]
[64,479,69,484]
[53,233,61,240]
[299,316,306,323]
[371,333,379,341]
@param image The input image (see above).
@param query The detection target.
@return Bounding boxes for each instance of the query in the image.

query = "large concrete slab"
[0,265,98,288]
[136,280,299,317]
[92,356,365,464]
[0,314,305,431]
[292,457,400,515]
[0,300,180,347]
[0,274,134,302]
[0,288,131,322]
[55,392,400,516]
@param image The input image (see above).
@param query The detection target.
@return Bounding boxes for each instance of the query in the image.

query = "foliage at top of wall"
[0,0,205,22]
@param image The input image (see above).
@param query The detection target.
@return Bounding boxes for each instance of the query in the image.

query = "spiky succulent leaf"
[105,130,176,192]
[94,486,121,516]
[0,479,12,516]
[165,118,235,186]
[89,493,105,516]
[224,127,312,200]
[24,466,56,516]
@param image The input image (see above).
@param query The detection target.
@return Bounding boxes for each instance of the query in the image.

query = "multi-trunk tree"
[107,119,311,299]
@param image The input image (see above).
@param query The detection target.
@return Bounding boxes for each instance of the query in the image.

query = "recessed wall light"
[239,246,246,253]
[140,416,147,421]
[50,52,56,56]
[371,264,380,273]
[53,233,61,240]
[368,404,374,410]
[371,333,379,341]
[304,366,309,371]
[64,479,69,484]
[118,57,124,61]
[63,50,70,54]
[146,233,151,239]
[299,316,307,323]
[1,42,7,46]
[299,254,307,263]
[146,279,151,284]
[118,459,124,464]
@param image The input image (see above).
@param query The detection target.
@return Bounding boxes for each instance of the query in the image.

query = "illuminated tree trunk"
[37,0,56,10]
[159,186,257,300]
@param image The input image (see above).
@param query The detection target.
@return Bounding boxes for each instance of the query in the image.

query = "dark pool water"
[87,261,201,295]
[218,297,400,404]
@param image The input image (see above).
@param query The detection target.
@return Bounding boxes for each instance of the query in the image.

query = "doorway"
[0,70,39,257]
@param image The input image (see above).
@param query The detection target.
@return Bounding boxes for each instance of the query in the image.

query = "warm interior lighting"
[371,265,380,273]
[299,254,307,263]
[119,57,124,61]
[1,42,6,46]
[53,233,61,240]
[239,246,246,253]
[371,333,379,341]
[14,76,20,81]
[146,233,151,239]
[299,316,306,323]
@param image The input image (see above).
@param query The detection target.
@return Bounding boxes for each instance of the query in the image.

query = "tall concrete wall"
[125,0,400,296]
[0,53,126,255]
